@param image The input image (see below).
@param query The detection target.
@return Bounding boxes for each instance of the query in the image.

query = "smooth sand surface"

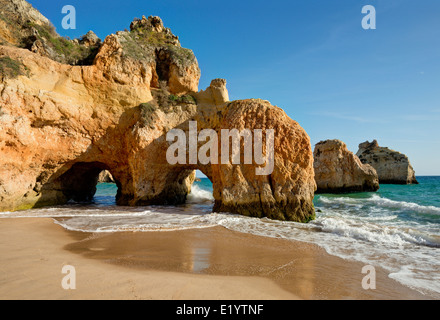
[0,218,429,300]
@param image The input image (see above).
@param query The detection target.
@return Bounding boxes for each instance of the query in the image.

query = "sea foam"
[1,179,439,298]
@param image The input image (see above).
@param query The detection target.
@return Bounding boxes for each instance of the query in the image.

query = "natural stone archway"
[56,162,111,203]
[195,99,316,222]
[0,10,316,222]
[30,161,124,207]
[100,95,316,222]
[46,161,196,206]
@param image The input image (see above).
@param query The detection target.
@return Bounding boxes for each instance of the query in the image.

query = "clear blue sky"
[28,0,440,175]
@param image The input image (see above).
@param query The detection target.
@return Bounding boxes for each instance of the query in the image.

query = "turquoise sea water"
[1,176,439,297]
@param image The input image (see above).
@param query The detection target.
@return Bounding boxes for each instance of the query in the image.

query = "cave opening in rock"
[56,162,119,205]
[140,168,214,207]
[186,170,214,205]
[54,163,213,207]
[95,170,118,205]
[155,48,171,81]
[151,48,171,87]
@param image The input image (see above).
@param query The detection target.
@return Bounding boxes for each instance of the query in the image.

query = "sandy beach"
[0,217,428,300]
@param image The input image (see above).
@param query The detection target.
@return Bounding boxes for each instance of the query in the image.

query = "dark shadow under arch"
[56,162,120,203]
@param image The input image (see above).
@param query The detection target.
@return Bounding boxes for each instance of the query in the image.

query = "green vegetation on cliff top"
[27,22,100,65]
[0,56,27,80]
[121,23,197,69]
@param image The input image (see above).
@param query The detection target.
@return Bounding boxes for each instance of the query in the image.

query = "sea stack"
[356,140,418,185]
[98,170,115,183]
[0,0,316,222]
[314,140,380,193]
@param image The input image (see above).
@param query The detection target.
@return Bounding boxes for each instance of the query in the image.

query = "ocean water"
[1,176,439,298]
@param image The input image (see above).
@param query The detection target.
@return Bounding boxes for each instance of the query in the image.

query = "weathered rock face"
[356,140,418,185]
[79,31,101,48]
[314,140,379,193]
[0,0,101,65]
[194,78,229,106]
[0,0,51,47]
[0,2,316,222]
[204,99,316,222]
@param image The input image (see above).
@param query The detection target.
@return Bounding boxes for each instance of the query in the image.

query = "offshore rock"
[356,140,418,184]
[314,140,379,193]
[98,170,115,183]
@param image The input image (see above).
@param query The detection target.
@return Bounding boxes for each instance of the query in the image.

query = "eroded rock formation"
[356,140,418,185]
[0,1,316,222]
[0,0,101,65]
[314,140,379,193]
[98,170,115,183]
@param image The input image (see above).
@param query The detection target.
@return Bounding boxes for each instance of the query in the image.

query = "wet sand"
[0,218,429,300]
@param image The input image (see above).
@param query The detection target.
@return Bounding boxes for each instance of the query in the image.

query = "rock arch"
[0,13,316,222]
[0,66,316,222]
[56,162,111,203]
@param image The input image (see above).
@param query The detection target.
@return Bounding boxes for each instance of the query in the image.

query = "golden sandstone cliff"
[0,1,316,222]
[0,0,419,222]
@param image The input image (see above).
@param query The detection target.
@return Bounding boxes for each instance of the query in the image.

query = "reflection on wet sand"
[63,226,427,300]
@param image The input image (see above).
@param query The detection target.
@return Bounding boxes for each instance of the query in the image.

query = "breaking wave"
[1,177,439,297]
